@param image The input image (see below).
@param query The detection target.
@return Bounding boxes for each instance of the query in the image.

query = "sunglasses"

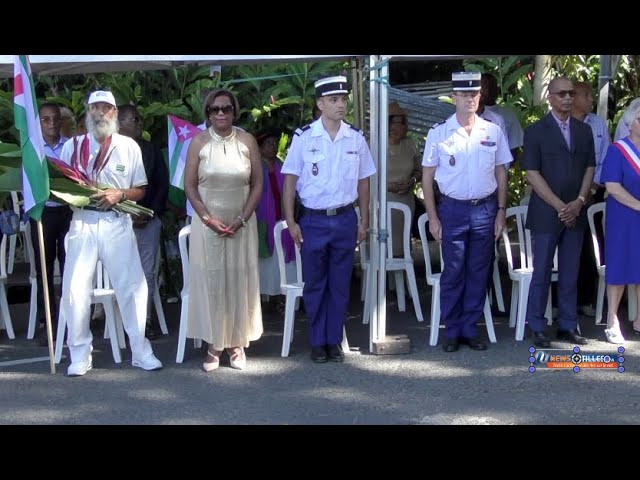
[208,104,234,115]
[550,90,576,98]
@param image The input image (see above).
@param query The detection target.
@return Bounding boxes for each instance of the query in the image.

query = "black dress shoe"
[556,329,588,345]
[459,336,487,350]
[311,347,328,363]
[442,338,459,352]
[533,331,551,348]
[326,344,344,362]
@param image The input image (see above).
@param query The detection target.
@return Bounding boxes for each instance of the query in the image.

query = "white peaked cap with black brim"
[315,76,350,97]
[452,72,481,91]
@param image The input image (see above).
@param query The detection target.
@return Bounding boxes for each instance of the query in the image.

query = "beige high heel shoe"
[228,347,246,370]
[203,349,221,372]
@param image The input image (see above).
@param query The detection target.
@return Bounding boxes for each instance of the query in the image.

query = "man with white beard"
[59,90,163,376]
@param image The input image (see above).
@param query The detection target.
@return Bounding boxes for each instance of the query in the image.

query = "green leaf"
[51,190,91,207]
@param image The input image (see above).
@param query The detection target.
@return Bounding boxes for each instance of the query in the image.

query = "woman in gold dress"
[184,89,264,371]
[387,102,422,257]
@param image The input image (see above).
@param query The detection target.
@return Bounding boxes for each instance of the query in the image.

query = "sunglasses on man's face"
[550,90,576,98]
[208,105,234,115]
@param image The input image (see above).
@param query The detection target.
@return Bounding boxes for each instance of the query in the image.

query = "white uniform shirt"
[486,104,524,149]
[582,112,610,184]
[60,132,147,190]
[282,119,376,210]
[422,114,512,200]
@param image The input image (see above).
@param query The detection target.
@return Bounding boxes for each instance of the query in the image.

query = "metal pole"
[368,55,380,351]
[36,220,56,374]
[377,56,390,343]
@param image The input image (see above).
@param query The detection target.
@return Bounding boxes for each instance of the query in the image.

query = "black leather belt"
[302,204,354,216]
[442,192,496,206]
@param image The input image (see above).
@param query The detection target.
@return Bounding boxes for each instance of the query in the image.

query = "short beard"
[87,114,118,140]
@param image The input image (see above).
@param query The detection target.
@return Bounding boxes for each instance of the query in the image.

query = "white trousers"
[61,209,153,364]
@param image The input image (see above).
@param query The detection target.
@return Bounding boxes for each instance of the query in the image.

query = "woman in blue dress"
[600,98,640,343]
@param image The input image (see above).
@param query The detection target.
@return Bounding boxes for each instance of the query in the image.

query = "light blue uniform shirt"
[422,114,512,200]
[581,113,610,184]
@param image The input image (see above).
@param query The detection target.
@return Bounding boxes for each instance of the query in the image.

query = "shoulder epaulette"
[483,115,494,123]
[294,124,312,136]
[346,122,363,134]
[430,120,446,129]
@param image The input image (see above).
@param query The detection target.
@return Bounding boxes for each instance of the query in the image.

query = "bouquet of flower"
[0,142,153,218]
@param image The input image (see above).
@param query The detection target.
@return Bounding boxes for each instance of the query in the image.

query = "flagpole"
[36,220,55,374]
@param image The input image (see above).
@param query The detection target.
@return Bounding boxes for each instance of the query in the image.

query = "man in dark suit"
[522,76,596,348]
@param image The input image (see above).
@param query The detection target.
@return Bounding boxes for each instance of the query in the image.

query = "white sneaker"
[132,353,163,371]
[605,326,626,344]
[67,359,93,377]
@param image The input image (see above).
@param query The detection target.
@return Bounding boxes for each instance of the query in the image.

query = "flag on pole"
[167,115,205,189]
[13,55,49,221]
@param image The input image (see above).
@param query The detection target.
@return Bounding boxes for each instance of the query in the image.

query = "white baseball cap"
[87,90,117,107]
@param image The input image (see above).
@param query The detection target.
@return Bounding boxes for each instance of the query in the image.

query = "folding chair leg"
[341,325,349,353]
[0,283,14,339]
[154,287,168,334]
[515,277,530,341]
[26,280,38,339]
[509,283,518,328]
[492,258,505,312]
[281,292,297,357]
[395,272,406,312]
[103,302,122,363]
[483,295,497,343]
[595,276,605,325]
[176,297,188,363]
[54,310,66,364]
[405,266,423,322]
[627,285,636,321]
[429,283,440,346]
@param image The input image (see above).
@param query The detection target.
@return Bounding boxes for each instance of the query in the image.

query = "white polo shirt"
[60,132,148,190]
[282,119,376,210]
[422,114,512,200]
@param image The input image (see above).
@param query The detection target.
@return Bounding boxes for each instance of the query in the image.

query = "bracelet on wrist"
[578,195,586,205]
[237,215,247,227]
[498,206,506,211]
[202,214,211,225]
[120,190,127,202]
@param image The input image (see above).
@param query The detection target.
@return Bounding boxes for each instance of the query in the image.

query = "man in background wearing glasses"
[32,103,73,346]
[118,104,169,340]
[523,77,596,348]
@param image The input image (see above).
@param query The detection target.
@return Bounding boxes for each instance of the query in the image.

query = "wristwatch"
[577,195,586,204]
[202,214,211,224]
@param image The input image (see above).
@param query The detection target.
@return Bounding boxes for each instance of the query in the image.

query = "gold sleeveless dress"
[187,127,263,349]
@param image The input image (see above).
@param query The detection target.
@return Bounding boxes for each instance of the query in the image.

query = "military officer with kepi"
[422,72,512,352]
[282,75,376,363]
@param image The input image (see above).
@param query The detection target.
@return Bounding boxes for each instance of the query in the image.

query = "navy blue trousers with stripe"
[299,209,358,347]
[438,196,497,339]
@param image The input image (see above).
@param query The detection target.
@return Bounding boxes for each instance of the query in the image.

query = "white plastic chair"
[491,243,505,313]
[362,202,423,323]
[175,225,202,363]
[54,236,125,364]
[8,191,31,274]
[0,234,15,339]
[417,213,496,346]
[502,206,534,341]
[22,222,41,339]
[274,220,349,357]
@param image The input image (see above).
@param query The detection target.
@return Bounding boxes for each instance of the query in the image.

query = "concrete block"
[371,334,411,355]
